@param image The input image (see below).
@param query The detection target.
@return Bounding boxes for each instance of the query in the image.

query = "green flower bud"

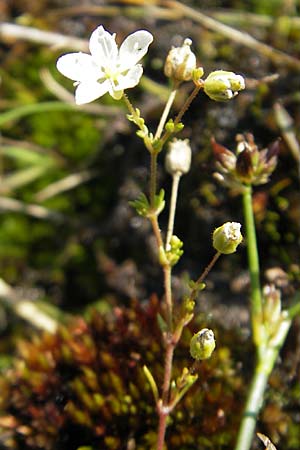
[190,328,216,360]
[192,67,204,82]
[164,38,197,82]
[165,235,184,266]
[165,139,192,175]
[213,222,243,254]
[203,70,245,102]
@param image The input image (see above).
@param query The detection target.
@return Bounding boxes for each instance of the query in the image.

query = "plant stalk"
[160,84,201,147]
[235,314,292,450]
[150,151,158,208]
[236,184,294,450]
[234,366,269,450]
[156,408,169,450]
[165,172,181,249]
[156,333,175,450]
[190,252,221,302]
[154,86,178,140]
[242,185,263,348]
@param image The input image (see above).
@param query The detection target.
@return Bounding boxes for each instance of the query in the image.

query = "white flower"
[56,25,153,104]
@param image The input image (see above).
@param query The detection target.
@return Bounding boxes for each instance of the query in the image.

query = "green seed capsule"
[203,70,245,102]
[213,222,243,254]
[190,328,216,360]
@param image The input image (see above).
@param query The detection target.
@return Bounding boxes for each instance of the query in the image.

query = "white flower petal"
[89,25,118,67]
[115,64,143,91]
[118,30,153,70]
[75,80,110,105]
[56,53,101,82]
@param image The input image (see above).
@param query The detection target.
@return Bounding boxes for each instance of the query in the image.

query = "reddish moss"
[0,299,248,449]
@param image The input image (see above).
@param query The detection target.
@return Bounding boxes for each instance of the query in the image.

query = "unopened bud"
[213,222,243,254]
[165,139,192,175]
[204,70,245,102]
[164,38,197,82]
[190,328,216,360]
[165,235,184,266]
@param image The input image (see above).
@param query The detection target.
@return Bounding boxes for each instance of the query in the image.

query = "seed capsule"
[203,70,245,102]
[190,328,216,360]
[213,222,243,254]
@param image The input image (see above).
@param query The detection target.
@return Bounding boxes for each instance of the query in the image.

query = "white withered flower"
[56,26,153,104]
[165,139,192,175]
[164,38,198,82]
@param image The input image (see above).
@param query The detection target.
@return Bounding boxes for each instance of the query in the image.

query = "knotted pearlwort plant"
[0,19,300,450]
[4,23,298,450]
[57,24,258,450]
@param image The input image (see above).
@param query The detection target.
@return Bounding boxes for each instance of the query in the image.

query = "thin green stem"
[154,86,178,141]
[196,251,221,285]
[149,214,164,250]
[123,93,136,116]
[242,185,263,348]
[123,94,158,207]
[152,85,179,207]
[165,172,181,250]
[235,315,292,450]
[235,184,294,450]
[148,214,173,329]
[150,151,158,208]
[190,252,221,302]
[173,84,201,127]
[160,84,202,147]
[234,367,269,450]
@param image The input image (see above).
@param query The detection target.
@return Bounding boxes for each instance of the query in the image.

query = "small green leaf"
[153,189,165,216]
[143,365,159,402]
[129,193,150,217]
